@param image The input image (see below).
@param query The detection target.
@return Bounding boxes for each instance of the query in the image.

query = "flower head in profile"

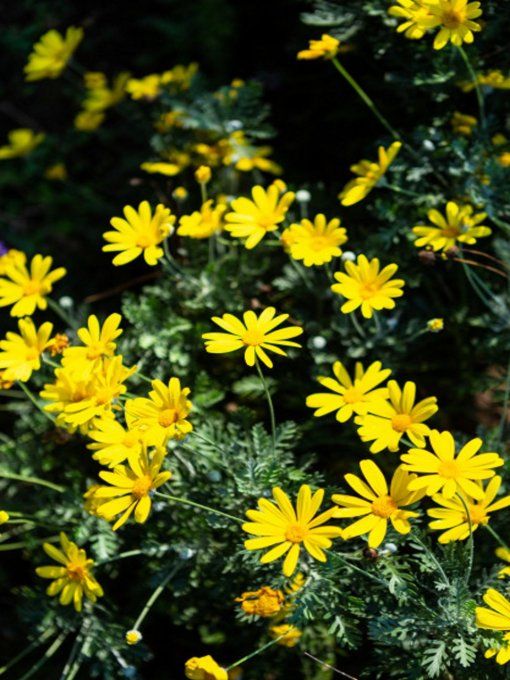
[35,532,103,612]
[451,111,477,136]
[91,447,171,531]
[331,254,405,319]
[339,142,401,206]
[185,655,228,680]
[388,1,438,39]
[0,317,53,382]
[62,313,122,374]
[476,589,510,665]
[333,461,425,548]
[306,360,391,423]
[0,129,45,160]
[281,214,347,267]
[177,200,226,239]
[103,202,175,266]
[401,430,504,499]
[269,624,302,647]
[413,201,491,252]
[225,185,295,249]
[24,27,83,81]
[236,586,284,618]
[355,380,438,453]
[428,476,510,543]
[427,0,482,50]
[125,377,193,446]
[297,34,339,60]
[87,416,143,468]
[0,254,66,317]
[243,484,343,577]
[203,307,303,369]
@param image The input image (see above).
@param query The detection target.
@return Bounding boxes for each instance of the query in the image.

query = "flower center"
[371,495,397,518]
[158,408,178,428]
[391,413,413,432]
[360,282,379,299]
[66,562,86,582]
[310,236,329,251]
[122,432,138,448]
[136,233,154,248]
[343,387,363,404]
[23,280,42,296]
[242,329,265,346]
[132,475,152,499]
[25,348,39,361]
[442,8,465,28]
[467,504,488,525]
[86,343,105,360]
[442,226,461,238]
[437,460,461,479]
[285,523,308,543]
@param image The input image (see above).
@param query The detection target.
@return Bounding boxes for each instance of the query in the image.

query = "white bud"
[423,140,435,151]
[58,296,73,309]
[296,189,311,203]
[341,251,356,262]
[311,336,327,350]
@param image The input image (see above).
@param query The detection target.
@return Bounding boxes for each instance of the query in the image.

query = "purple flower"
[0,242,8,256]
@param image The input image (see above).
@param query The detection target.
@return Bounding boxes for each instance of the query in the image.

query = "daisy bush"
[2,1,510,678]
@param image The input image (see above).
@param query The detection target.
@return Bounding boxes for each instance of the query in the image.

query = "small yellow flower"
[401,430,504,499]
[126,74,161,100]
[236,586,284,617]
[225,185,295,249]
[338,142,401,206]
[35,532,103,612]
[125,377,193,446]
[195,165,212,184]
[88,416,143,467]
[62,313,123,373]
[413,201,491,252]
[243,484,343,577]
[306,360,391,423]
[427,318,444,332]
[173,186,188,201]
[281,214,347,267]
[476,589,510,665]
[140,161,182,176]
[185,655,228,680]
[0,129,45,160]
[0,317,53,382]
[451,111,477,136]
[0,254,66,317]
[24,27,83,81]
[103,202,175,266]
[297,34,340,60]
[125,630,142,645]
[74,111,105,132]
[92,446,171,531]
[331,254,405,319]
[355,380,438,453]
[498,152,510,168]
[333,461,425,548]
[388,0,438,40]
[0,510,10,524]
[269,624,302,647]
[428,0,483,50]
[428,476,510,543]
[203,307,303,369]
[177,200,226,239]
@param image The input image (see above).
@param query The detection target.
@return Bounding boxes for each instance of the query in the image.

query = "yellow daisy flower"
[0,254,66,317]
[35,532,103,612]
[476,589,510,665]
[243,484,343,577]
[388,0,438,40]
[428,0,482,50]
[355,380,438,453]
[413,201,491,252]
[297,34,340,60]
[125,377,193,446]
[451,111,477,136]
[331,254,405,319]
[103,201,175,266]
[177,200,226,239]
[332,461,425,548]
[140,161,181,176]
[306,360,391,423]
[24,27,83,81]
[428,476,510,543]
[125,74,162,100]
[0,129,45,160]
[401,430,504,499]
[87,417,143,467]
[281,214,347,267]
[202,307,303,369]
[62,313,123,373]
[185,655,228,680]
[92,447,171,531]
[235,586,284,617]
[269,624,302,647]
[0,317,53,382]
[496,548,510,579]
[225,185,295,250]
[0,249,26,276]
[338,142,401,206]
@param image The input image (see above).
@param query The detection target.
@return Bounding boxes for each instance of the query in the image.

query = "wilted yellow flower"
[281,214,347,267]
[269,624,302,647]
[0,317,53,382]
[339,142,401,206]
[297,34,339,60]
[236,586,284,617]
[177,200,226,239]
[74,110,105,132]
[24,27,83,81]
[185,655,228,680]
[47,333,70,356]
[0,254,66,317]
[413,201,491,252]
[0,129,45,160]
[195,165,212,184]
[451,111,477,136]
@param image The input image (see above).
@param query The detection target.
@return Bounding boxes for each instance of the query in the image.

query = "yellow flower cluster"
[126,63,198,100]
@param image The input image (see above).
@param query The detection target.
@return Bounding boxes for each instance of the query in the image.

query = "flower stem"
[132,565,180,632]
[46,298,77,330]
[0,470,64,493]
[154,490,243,523]
[17,631,68,680]
[411,533,450,587]
[303,651,359,680]
[226,636,285,671]
[328,551,388,587]
[0,627,56,676]
[384,183,422,199]
[255,358,277,458]
[349,312,366,338]
[457,46,486,130]
[485,523,510,551]
[497,357,510,446]
[17,381,56,425]
[456,492,474,584]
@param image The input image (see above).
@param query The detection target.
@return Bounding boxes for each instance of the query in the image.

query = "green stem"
[17,632,68,680]
[0,469,65,493]
[42,355,60,369]
[485,523,510,551]
[226,636,285,671]
[328,551,388,587]
[457,46,486,130]
[96,549,148,566]
[349,312,366,338]
[155,490,243,523]
[0,534,60,552]
[132,565,179,631]
[17,381,56,424]
[497,357,510,445]
[459,258,498,312]
[0,627,56,676]
[456,492,474,584]
[46,298,77,330]
[412,534,450,586]
[384,183,422,198]
[255,359,277,458]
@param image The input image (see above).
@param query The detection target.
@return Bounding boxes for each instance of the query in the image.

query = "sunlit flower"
[355,380,438,453]
[74,110,105,132]
[332,461,425,548]
[235,586,284,617]
[88,416,143,467]
[331,254,405,319]
[388,0,438,39]
[0,129,45,160]
[281,214,347,267]
[338,142,401,206]
[0,317,53,382]
[35,532,103,612]
[62,313,123,373]
[103,202,175,266]
[0,254,66,317]
[24,27,83,81]
[140,161,181,176]
[92,447,171,530]
[185,655,228,680]
[297,34,340,60]
[401,430,504,499]
[476,589,510,665]
[203,307,303,369]
[177,200,226,239]
[243,485,343,577]
[225,185,295,249]
[306,360,391,423]
[412,201,491,252]
[125,377,193,446]
[269,624,302,647]
[427,0,482,50]
[125,630,142,645]
[428,476,510,543]
[451,111,477,136]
